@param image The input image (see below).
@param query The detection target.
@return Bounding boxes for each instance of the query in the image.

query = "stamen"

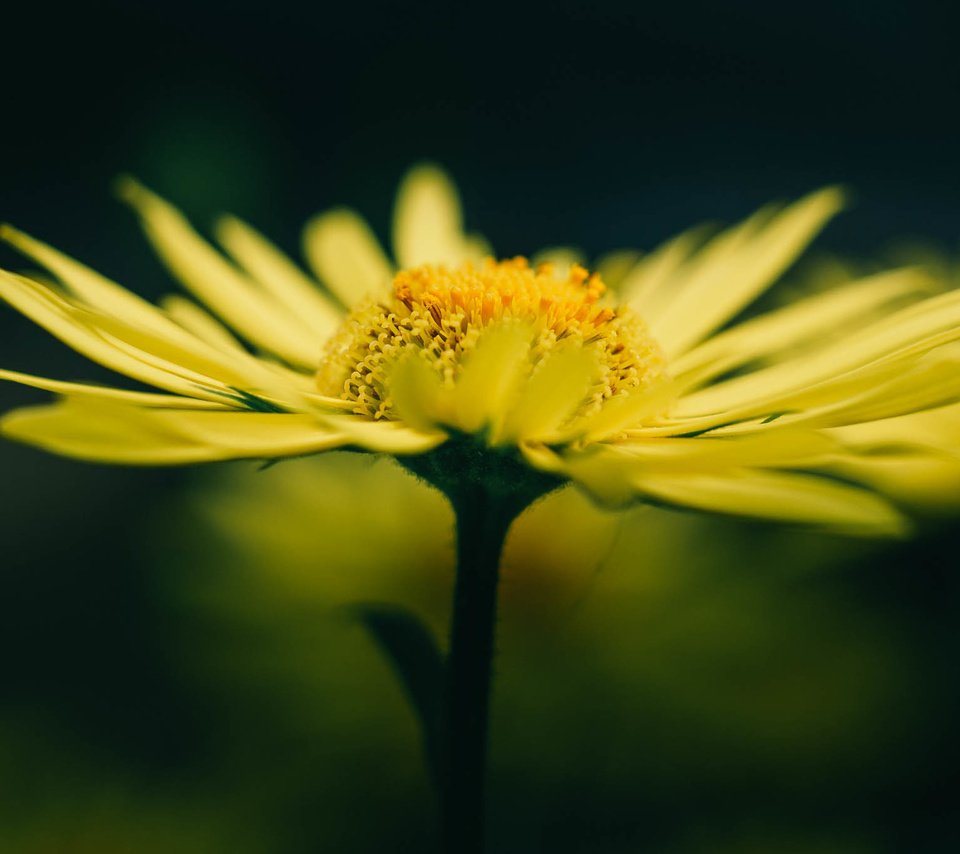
[317,258,667,422]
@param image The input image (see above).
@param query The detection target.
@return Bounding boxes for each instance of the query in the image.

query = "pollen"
[317,257,667,421]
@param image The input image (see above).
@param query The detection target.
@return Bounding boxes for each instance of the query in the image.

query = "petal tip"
[114,175,154,208]
[0,223,32,251]
[403,161,451,184]
[810,184,848,213]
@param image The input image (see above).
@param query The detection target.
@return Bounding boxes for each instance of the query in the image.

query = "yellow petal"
[559,449,908,534]
[386,354,451,432]
[760,347,960,431]
[492,346,599,444]
[1,224,207,344]
[1,399,347,464]
[827,452,960,512]
[613,429,838,470]
[518,441,568,476]
[0,271,228,402]
[1,225,295,395]
[574,379,684,441]
[10,266,303,403]
[836,284,960,363]
[452,322,531,435]
[672,268,931,381]
[594,249,644,290]
[160,294,319,400]
[645,188,845,357]
[161,294,247,353]
[829,402,960,455]
[462,232,493,262]
[538,446,636,507]
[530,247,584,279]
[0,368,229,408]
[314,413,446,454]
[215,215,343,340]
[647,359,898,439]
[620,224,712,313]
[70,302,278,393]
[626,468,909,536]
[117,178,321,367]
[551,430,835,504]
[677,287,960,421]
[393,164,472,268]
[302,208,393,308]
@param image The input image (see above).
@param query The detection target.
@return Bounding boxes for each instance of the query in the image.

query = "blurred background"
[1,1,959,851]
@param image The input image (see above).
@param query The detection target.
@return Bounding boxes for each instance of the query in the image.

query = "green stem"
[397,440,558,852]
[440,483,515,854]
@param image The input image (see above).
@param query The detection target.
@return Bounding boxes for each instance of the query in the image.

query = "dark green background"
[1,2,958,851]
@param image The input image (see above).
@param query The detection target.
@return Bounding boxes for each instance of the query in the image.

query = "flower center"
[317,257,666,421]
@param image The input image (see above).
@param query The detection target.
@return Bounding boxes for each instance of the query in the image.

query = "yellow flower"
[2,166,959,535]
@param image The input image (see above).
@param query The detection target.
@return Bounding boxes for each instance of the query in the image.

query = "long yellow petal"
[553,431,836,506]
[160,294,247,353]
[561,448,908,534]
[393,164,472,268]
[677,287,960,420]
[640,358,917,439]
[314,413,446,454]
[627,468,909,536]
[160,294,320,399]
[613,429,838,470]
[1,399,348,464]
[216,214,343,340]
[619,226,710,313]
[644,188,845,357]
[1,225,292,392]
[828,402,960,456]
[3,267,306,407]
[826,452,960,512]
[0,369,229,408]
[302,208,393,308]
[1,224,209,344]
[0,271,229,403]
[71,303,277,392]
[118,178,321,367]
[751,348,960,431]
[672,268,931,381]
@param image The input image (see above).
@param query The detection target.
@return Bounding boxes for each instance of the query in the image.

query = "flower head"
[318,256,666,430]
[2,166,959,534]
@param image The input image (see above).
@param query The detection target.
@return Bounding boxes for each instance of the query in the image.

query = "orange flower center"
[318,257,666,420]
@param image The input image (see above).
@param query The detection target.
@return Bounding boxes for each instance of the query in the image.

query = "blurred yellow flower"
[187,451,627,634]
[2,166,959,534]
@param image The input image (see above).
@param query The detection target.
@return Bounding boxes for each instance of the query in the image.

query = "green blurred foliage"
[11,452,931,853]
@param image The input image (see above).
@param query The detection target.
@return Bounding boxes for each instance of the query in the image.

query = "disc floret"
[318,257,667,424]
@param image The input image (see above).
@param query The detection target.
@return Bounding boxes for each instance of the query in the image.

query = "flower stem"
[398,441,557,851]
[440,482,515,854]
